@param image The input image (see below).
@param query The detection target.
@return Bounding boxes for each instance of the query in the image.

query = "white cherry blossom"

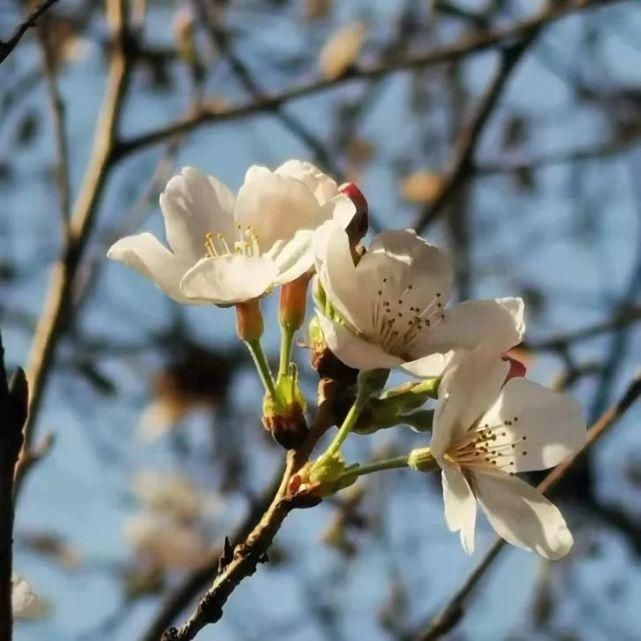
[12,575,47,620]
[314,222,525,375]
[108,162,355,306]
[424,346,585,559]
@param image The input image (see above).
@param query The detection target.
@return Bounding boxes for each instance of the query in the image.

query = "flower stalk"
[245,339,278,402]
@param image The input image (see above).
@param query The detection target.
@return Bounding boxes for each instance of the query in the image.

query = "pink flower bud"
[502,354,527,382]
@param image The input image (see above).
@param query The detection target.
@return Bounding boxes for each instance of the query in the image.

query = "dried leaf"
[319,22,366,80]
[400,170,443,204]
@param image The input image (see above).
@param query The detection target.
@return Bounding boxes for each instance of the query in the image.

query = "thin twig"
[113,0,626,160]
[14,0,133,498]
[414,373,641,641]
[474,138,638,176]
[0,0,62,65]
[161,380,336,641]
[36,13,71,225]
[412,37,535,232]
[191,0,336,172]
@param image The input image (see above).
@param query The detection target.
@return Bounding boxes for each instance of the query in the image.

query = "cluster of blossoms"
[109,160,585,560]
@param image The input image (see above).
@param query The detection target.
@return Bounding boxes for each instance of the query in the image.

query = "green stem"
[317,389,367,463]
[277,326,295,379]
[245,339,278,401]
[348,455,410,478]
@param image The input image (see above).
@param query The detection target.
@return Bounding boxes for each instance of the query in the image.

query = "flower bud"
[280,273,312,332]
[263,365,309,450]
[502,354,527,382]
[262,398,309,450]
[235,300,264,342]
[339,182,368,247]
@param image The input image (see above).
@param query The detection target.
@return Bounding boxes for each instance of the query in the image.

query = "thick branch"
[0,0,61,65]
[0,333,28,640]
[14,0,132,497]
[413,374,641,641]
[113,0,626,160]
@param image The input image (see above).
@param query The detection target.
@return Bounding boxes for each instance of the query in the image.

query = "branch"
[475,138,639,176]
[13,0,133,498]
[113,0,626,160]
[0,0,62,65]
[524,306,641,352]
[139,466,285,641]
[412,33,537,231]
[413,373,641,641]
[0,332,28,640]
[160,380,336,641]
[192,0,336,172]
[36,11,71,226]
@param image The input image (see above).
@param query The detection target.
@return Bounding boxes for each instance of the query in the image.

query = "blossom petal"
[314,221,371,330]
[160,167,236,262]
[430,347,509,458]
[415,297,525,357]
[478,377,585,473]
[107,232,192,303]
[401,352,451,378]
[367,229,453,312]
[180,255,278,305]
[442,464,477,555]
[321,195,357,230]
[474,473,574,559]
[236,171,323,249]
[270,229,315,285]
[275,160,339,204]
[316,313,403,371]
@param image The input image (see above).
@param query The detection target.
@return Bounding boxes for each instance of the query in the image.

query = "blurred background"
[1,0,641,639]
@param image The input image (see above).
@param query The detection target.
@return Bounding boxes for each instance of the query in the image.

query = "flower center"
[369,278,445,358]
[204,225,261,259]
[451,416,527,472]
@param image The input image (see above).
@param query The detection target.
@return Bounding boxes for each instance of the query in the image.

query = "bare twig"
[14,0,133,498]
[191,0,336,172]
[0,332,28,640]
[0,0,62,65]
[139,466,284,641]
[113,0,626,160]
[413,374,641,641]
[412,37,535,232]
[161,380,336,641]
[524,306,641,352]
[475,138,638,176]
[36,13,71,225]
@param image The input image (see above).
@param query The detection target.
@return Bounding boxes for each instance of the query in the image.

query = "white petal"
[160,167,236,262]
[314,221,371,330]
[275,160,339,204]
[316,313,403,371]
[441,464,477,555]
[270,229,315,285]
[430,347,509,458]
[236,171,323,249]
[401,352,451,378]
[419,297,525,356]
[474,473,574,559]
[180,255,278,305]
[107,232,193,303]
[478,377,585,473]
[368,229,453,313]
[321,195,357,229]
